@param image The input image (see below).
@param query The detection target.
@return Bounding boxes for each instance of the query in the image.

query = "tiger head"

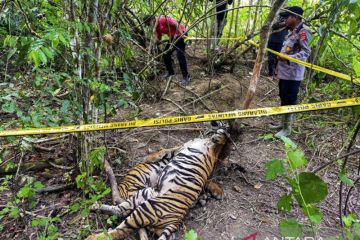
[211,128,228,145]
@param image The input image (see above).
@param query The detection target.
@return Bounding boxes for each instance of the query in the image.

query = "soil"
[1,46,359,240]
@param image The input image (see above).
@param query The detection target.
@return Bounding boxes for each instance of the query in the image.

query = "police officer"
[267,13,288,77]
[273,6,312,138]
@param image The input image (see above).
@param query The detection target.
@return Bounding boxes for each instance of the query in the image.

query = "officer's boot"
[275,114,292,138]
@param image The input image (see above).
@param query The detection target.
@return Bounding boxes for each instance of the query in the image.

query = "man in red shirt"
[144,15,191,86]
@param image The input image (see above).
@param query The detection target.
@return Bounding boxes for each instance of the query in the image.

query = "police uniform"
[272,6,312,139]
[276,22,312,105]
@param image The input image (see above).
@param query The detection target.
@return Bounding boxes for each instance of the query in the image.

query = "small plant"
[184,229,202,240]
[265,136,328,238]
[32,216,61,240]
[70,146,111,218]
[258,133,275,141]
[342,214,360,240]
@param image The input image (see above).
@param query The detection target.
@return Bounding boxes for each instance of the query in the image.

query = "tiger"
[118,147,224,203]
[86,128,228,240]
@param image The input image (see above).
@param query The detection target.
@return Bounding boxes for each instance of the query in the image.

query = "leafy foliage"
[279,218,304,238]
[184,229,201,240]
[265,137,329,237]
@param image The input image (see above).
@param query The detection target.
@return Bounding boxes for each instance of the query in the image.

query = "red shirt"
[156,15,186,39]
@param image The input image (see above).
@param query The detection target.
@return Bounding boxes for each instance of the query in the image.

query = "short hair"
[143,15,155,25]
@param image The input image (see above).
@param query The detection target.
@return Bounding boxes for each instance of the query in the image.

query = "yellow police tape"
[247,40,360,83]
[185,37,360,84]
[1,97,360,137]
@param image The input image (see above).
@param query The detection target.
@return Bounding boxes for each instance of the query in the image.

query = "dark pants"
[267,42,283,76]
[215,6,227,38]
[279,79,301,106]
[164,37,189,78]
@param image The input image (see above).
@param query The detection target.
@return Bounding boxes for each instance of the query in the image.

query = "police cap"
[280,6,304,18]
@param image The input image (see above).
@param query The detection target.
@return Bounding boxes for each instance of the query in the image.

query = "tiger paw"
[86,233,106,240]
[205,181,224,200]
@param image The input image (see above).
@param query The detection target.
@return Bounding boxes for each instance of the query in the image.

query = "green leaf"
[259,133,274,141]
[80,208,89,217]
[9,207,19,219]
[69,203,81,213]
[7,48,17,61]
[2,101,17,113]
[32,217,48,227]
[38,49,47,65]
[279,218,303,238]
[277,194,292,212]
[33,181,44,190]
[298,172,328,204]
[184,229,198,240]
[280,136,297,149]
[60,100,70,113]
[28,51,40,68]
[89,147,106,172]
[342,214,357,228]
[352,106,360,116]
[17,185,32,198]
[34,75,43,87]
[339,170,354,187]
[354,223,360,238]
[52,88,61,96]
[5,161,16,172]
[265,159,285,180]
[307,206,323,225]
[287,149,308,170]
[353,57,360,77]
[41,47,54,59]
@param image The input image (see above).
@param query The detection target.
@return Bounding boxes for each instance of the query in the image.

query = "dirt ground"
[1,46,359,240]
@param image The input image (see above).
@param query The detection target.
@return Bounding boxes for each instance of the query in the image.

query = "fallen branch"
[162,98,187,115]
[214,32,260,68]
[313,148,360,173]
[161,76,173,98]
[103,158,124,204]
[174,81,212,111]
[47,160,74,170]
[0,158,69,174]
[36,183,75,194]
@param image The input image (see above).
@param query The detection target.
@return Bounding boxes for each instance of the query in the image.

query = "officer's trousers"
[279,79,301,106]
[163,37,189,78]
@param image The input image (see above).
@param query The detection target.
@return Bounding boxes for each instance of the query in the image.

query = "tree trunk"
[242,0,286,109]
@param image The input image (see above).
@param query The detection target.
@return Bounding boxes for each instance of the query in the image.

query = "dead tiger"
[87,128,228,240]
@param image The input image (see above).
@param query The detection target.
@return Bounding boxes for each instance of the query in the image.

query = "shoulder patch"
[300,31,307,41]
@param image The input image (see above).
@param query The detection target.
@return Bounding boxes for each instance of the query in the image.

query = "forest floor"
[1,45,359,240]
